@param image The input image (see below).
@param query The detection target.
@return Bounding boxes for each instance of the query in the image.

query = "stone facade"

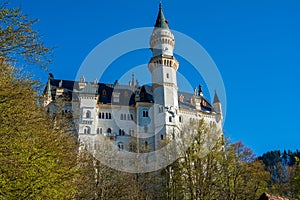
[43,3,223,154]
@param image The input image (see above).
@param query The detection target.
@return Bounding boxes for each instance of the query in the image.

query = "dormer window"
[102,89,107,96]
[202,100,207,107]
[179,94,184,103]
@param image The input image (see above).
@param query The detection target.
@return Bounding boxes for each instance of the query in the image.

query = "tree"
[0,3,79,199]
[0,62,80,199]
[165,119,224,200]
[258,150,298,197]
[219,142,269,200]
[291,157,300,199]
[75,139,153,200]
[165,120,270,200]
[0,2,51,69]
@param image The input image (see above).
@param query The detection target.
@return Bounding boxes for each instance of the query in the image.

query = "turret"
[213,91,223,123]
[43,74,53,107]
[149,3,175,57]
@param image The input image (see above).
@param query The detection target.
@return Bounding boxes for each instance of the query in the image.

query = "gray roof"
[45,75,214,113]
[154,3,169,29]
[178,92,215,112]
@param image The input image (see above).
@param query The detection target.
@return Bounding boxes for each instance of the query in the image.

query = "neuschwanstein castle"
[43,3,223,154]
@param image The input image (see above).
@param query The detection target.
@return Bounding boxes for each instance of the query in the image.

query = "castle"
[43,3,223,156]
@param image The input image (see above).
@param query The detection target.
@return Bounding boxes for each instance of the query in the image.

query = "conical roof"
[213,91,221,103]
[154,3,169,29]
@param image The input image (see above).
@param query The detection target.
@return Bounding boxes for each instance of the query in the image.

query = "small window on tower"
[86,110,91,119]
[143,110,149,117]
[179,116,183,123]
[166,73,169,79]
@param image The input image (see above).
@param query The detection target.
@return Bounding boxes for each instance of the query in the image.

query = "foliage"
[75,147,156,200]
[292,157,300,199]
[0,3,79,199]
[164,120,270,200]
[0,62,79,199]
[258,149,300,197]
[0,2,51,69]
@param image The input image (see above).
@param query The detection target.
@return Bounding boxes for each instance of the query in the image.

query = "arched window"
[129,129,134,136]
[123,114,126,120]
[169,116,172,122]
[118,142,124,151]
[102,89,107,96]
[100,128,102,134]
[99,112,102,119]
[102,113,105,119]
[161,134,164,140]
[97,128,100,134]
[120,114,123,120]
[109,113,112,119]
[179,116,183,123]
[143,110,148,117]
[106,113,108,119]
[159,106,163,113]
[127,114,130,120]
[107,128,112,134]
[86,110,91,119]
[145,141,148,147]
[119,129,122,136]
[129,143,135,152]
[84,126,91,134]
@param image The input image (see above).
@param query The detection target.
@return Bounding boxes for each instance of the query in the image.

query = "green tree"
[0,62,79,199]
[220,142,269,200]
[0,3,51,69]
[0,3,79,199]
[165,120,270,200]
[292,157,300,199]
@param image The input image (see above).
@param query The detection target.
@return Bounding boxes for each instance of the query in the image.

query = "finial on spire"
[198,85,203,96]
[154,2,169,29]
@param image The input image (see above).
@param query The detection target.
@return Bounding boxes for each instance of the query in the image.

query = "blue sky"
[11,0,300,156]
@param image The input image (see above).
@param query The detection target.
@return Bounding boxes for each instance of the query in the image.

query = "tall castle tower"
[148,3,180,145]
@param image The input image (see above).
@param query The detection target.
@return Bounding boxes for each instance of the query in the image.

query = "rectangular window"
[112,92,120,103]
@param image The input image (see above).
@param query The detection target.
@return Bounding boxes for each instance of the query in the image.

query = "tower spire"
[213,90,221,103]
[154,2,169,29]
[47,77,52,99]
